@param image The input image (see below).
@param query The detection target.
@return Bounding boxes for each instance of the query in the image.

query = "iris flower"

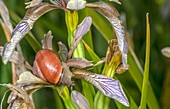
[1,0,129,108]
[2,0,128,70]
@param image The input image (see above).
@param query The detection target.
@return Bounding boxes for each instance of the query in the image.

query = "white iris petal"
[67,0,86,10]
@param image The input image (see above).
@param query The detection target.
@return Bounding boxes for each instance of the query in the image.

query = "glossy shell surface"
[33,49,62,84]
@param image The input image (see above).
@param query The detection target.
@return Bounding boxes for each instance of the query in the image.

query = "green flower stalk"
[65,10,78,47]
[65,10,95,108]
[55,86,77,109]
[65,10,85,59]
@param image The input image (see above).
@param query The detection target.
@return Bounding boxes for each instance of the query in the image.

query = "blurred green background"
[0,0,170,109]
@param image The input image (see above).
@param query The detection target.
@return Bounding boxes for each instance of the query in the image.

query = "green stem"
[65,11,78,47]
[65,11,85,57]
[140,13,150,109]
[55,86,77,109]
[65,10,95,109]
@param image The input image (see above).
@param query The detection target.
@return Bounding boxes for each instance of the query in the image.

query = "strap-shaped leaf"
[2,3,60,64]
[86,2,128,68]
[68,16,92,59]
[72,68,129,107]
[71,90,90,109]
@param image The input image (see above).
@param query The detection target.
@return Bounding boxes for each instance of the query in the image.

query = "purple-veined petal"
[50,0,69,8]
[74,17,92,40]
[71,90,90,109]
[86,2,128,69]
[72,68,129,107]
[2,20,30,64]
[2,3,60,64]
[68,16,92,59]
[0,0,32,77]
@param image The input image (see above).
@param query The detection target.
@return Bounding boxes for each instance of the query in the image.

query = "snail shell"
[33,49,63,84]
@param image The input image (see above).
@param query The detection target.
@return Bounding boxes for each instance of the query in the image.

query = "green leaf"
[82,40,102,73]
[128,48,159,109]
[94,92,110,109]
[25,33,42,52]
[55,86,78,109]
[86,8,113,40]
[140,13,150,109]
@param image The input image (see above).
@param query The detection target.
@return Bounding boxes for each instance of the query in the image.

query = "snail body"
[33,49,63,84]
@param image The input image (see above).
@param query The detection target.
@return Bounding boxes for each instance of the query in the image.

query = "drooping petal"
[66,58,93,68]
[0,0,30,79]
[17,71,49,85]
[72,68,129,107]
[2,3,60,64]
[86,2,128,69]
[68,16,92,59]
[0,0,13,42]
[61,62,73,86]
[58,41,68,62]
[71,90,90,109]
[67,0,86,10]
[0,46,32,70]
[25,0,42,8]
[0,0,13,33]
[42,31,53,50]
[50,0,68,8]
